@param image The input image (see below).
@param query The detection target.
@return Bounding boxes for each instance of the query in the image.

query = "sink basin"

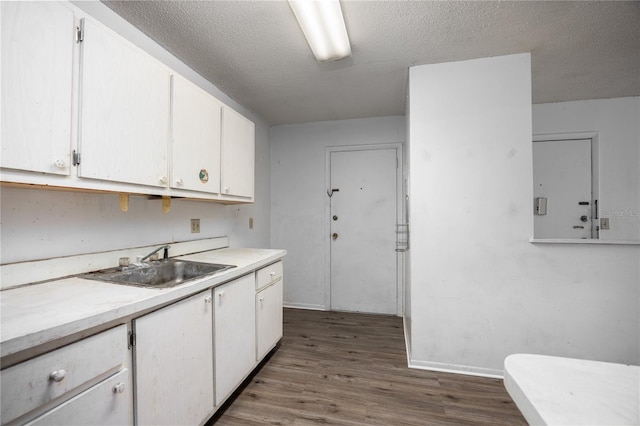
[80,259,236,288]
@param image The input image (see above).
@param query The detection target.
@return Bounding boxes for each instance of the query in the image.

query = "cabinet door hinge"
[128,331,136,349]
[72,150,81,166]
[75,19,84,43]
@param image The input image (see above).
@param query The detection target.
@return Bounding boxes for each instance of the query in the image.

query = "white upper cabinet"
[1,1,74,175]
[78,18,171,188]
[1,1,255,203]
[221,106,255,199]
[171,75,222,194]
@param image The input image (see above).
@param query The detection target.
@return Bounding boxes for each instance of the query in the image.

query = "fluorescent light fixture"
[288,0,351,62]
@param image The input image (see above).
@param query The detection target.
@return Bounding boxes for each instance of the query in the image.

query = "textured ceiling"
[102,1,640,125]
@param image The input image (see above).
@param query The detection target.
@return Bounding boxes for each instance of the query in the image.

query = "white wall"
[270,117,405,309]
[0,1,271,264]
[408,53,639,377]
[533,97,640,241]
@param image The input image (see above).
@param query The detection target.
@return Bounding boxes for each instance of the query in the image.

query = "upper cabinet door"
[78,19,170,187]
[220,107,254,199]
[171,75,222,193]
[1,2,74,175]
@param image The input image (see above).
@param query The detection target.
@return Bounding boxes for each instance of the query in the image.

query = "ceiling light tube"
[288,0,351,62]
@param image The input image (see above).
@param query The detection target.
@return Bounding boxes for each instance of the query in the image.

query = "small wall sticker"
[199,169,209,183]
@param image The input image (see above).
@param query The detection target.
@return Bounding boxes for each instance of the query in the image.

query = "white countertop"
[504,353,640,425]
[0,248,285,359]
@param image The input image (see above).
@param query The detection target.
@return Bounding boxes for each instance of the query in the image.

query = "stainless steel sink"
[80,259,235,288]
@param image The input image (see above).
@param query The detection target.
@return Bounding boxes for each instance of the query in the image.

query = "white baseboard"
[403,316,412,367]
[409,359,504,379]
[283,302,326,311]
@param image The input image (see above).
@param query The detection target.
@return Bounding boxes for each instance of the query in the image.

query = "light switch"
[534,197,547,215]
[600,217,610,230]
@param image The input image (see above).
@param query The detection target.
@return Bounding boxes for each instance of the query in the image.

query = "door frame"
[324,143,405,315]
[533,131,599,238]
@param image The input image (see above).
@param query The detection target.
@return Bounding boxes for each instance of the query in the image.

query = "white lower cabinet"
[255,262,284,360]
[133,290,214,426]
[0,260,284,426]
[214,274,256,406]
[0,324,131,426]
[256,279,284,360]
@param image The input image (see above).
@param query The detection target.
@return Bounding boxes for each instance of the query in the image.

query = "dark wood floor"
[210,309,527,425]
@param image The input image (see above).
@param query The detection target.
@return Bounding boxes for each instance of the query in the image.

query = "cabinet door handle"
[259,296,264,303]
[218,291,225,300]
[54,159,67,169]
[160,176,168,184]
[204,295,212,304]
[49,369,66,383]
[176,178,184,186]
[269,271,275,277]
[113,382,126,394]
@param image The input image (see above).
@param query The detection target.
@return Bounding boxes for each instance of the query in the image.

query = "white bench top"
[504,354,639,425]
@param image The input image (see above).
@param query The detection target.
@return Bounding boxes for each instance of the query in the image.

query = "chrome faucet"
[137,245,170,264]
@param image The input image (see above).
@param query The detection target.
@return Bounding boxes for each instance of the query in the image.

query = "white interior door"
[329,148,398,315]
[533,139,593,239]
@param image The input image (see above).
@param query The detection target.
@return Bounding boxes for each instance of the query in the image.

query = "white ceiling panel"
[102,0,640,125]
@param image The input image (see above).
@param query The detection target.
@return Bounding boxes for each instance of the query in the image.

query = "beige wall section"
[270,116,405,310]
[533,97,640,241]
[408,53,639,376]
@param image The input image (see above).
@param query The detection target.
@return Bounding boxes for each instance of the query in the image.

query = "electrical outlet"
[600,217,610,230]
[191,218,200,233]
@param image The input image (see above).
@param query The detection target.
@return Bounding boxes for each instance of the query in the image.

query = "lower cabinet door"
[214,274,256,406]
[25,369,132,426]
[134,290,214,425]
[256,280,283,360]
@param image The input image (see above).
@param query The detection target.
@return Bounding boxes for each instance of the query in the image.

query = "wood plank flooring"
[209,309,527,425]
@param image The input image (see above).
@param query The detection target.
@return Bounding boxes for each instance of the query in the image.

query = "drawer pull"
[259,297,264,302]
[113,382,126,394]
[204,295,212,304]
[269,271,275,276]
[49,369,66,383]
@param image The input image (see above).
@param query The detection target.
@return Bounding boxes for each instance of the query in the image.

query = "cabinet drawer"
[1,324,128,424]
[256,261,283,290]
[24,369,132,426]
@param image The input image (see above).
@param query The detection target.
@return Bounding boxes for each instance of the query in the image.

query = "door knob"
[580,215,588,222]
[49,369,66,383]
[113,382,126,394]
[333,215,338,221]
[332,233,338,240]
